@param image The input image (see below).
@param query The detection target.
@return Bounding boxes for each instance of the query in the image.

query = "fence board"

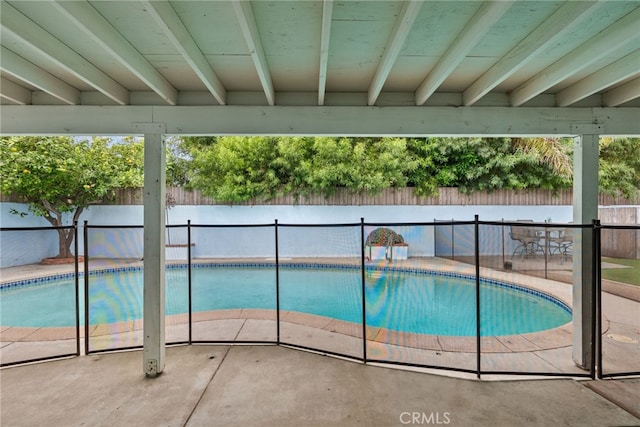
[3,187,639,206]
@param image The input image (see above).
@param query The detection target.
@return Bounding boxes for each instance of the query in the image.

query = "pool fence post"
[592,219,601,379]
[433,218,436,257]
[187,220,192,345]
[83,220,89,356]
[475,214,481,379]
[501,218,505,269]
[275,219,280,345]
[360,218,367,363]
[74,221,80,356]
[451,218,455,260]
[544,222,549,279]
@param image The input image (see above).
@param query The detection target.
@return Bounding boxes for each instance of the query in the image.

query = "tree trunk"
[42,204,83,259]
[56,227,73,258]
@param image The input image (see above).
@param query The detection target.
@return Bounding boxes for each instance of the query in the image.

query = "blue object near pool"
[0,265,571,337]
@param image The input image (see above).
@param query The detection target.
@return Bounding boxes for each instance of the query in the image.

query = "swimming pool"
[0,265,571,336]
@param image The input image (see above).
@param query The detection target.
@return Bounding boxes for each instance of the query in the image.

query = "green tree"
[172,136,637,202]
[165,136,193,188]
[307,137,357,196]
[598,137,640,199]
[187,136,281,202]
[309,137,415,196]
[181,136,416,202]
[0,136,143,258]
[406,137,572,196]
[271,137,314,201]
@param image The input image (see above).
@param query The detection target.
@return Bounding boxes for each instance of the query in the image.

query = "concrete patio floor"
[1,344,638,427]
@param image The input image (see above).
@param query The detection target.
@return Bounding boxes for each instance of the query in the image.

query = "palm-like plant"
[511,137,573,179]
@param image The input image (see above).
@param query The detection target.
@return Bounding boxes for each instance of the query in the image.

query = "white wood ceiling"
[1,0,639,109]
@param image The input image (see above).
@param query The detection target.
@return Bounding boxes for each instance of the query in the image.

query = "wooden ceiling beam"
[511,7,640,106]
[368,0,423,106]
[415,1,513,106]
[0,46,79,105]
[144,0,226,105]
[232,0,275,106]
[463,1,601,106]
[52,0,178,105]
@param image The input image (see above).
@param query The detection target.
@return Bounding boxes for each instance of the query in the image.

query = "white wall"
[168,205,573,224]
[1,202,573,268]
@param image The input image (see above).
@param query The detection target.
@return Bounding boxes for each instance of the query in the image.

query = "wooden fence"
[2,187,638,206]
[599,207,640,259]
[102,187,639,206]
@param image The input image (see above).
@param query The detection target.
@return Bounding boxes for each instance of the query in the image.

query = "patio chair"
[509,225,544,259]
[548,227,573,261]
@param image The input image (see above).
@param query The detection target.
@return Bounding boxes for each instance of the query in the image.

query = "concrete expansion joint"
[182,346,231,426]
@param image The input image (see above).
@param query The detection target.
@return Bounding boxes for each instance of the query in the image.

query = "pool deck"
[1,257,639,425]
[1,345,639,426]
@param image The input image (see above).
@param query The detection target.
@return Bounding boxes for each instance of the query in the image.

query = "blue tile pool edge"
[0,262,572,315]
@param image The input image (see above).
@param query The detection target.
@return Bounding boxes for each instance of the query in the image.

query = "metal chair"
[509,225,544,259]
[548,227,573,261]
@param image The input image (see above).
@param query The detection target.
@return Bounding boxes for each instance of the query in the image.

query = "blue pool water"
[0,266,571,336]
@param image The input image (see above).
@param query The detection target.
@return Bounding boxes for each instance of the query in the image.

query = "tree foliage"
[406,137,572,196]
[182,136,417,202]
[0,136,143,258]
[598,137,640,199]
[176,136,640,203]
[165,136,193,188]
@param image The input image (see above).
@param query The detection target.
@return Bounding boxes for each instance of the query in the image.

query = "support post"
[572,133,599,370]
[143,129,166,377]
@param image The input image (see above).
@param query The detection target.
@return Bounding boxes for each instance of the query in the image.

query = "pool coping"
[0,257,597,354]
